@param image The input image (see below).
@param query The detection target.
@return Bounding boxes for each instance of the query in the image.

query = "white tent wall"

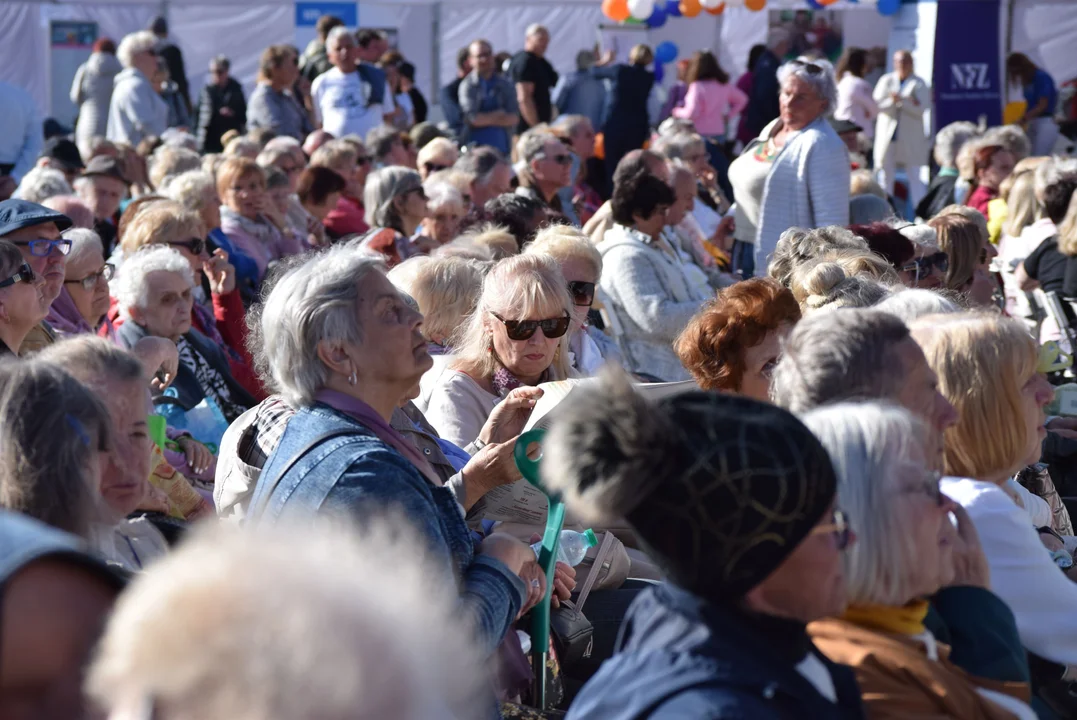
[1009,0,1077,92]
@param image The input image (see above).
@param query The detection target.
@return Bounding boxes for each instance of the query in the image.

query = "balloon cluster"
[602,0,902,20]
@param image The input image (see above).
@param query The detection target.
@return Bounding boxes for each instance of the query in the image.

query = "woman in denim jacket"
[247,244,552,674]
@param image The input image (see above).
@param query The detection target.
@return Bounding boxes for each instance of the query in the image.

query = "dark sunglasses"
[14,238,72,257]
[901,252,949,282]
[169,237,205,255]
[424,162,450,174]
[810,507,852,550]
[0,263,35,290]
[541,153,573,166]
[491,311,571,341]
[568,280,595,307]
[65,263,114,291]
[792,58,824,75]
[356,155,372,166]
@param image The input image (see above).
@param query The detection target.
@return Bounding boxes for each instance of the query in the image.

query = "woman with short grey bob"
[248,243,553,675]
[361,167,431,265]
[802,402,1036,719]
[750,57,850,268]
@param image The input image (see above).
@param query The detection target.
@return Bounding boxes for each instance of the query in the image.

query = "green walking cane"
[513,427,565,710]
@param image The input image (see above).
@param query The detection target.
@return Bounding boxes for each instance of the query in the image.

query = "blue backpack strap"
[357,64,385,106]
[246,416,358,523]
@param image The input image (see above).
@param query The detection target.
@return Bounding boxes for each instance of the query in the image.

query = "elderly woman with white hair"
[895,223,949,290]
[114,246,256,424]
[803,402,1037,719]
[362,166,432,265]
[753,58,850,267]
[106,31,169,147]
[246,245,553,669]
[422,253,574,447]
[44,227,115,339]
[418,181,466,247]
[14,167,74,205]
[917,121,981,219]
[417,137,459,181]
[524,224,622,374]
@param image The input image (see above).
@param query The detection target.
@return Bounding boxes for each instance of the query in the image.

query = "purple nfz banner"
[932,0,1003,129]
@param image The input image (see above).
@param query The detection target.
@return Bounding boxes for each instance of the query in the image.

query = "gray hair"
[160,129,198,151]
[148,145,202,191]
[874,288,961,324]
[42,195,94,229]
[553,114,592,139]
[896,222,940,252]
[1035,157,1077,204]
[117,30,157,68]
[163,170,216,212]
[310,139,358,171]
[515,128,558,166]
[768,225,868,287]
[86,520,487,720]
[770,308,911,413]
[61,227,105,269]
[364,167,422,231]
[454,146,510,187]
[422,181,465,213]
[791,261,892,313]
[777,57,839,114]
[260,246,387,406]
[657,132,705,163]
[113,246,194,319]
[933,121,980,169]
[14,167,73,204]
[801,402,932,606]
[982,124,1032,162]
[0,241,21,280]
[37,335,146,390]
[575,50,596,72]
[326,25,354,50]
[257,140,301,170]
[526,24,549,38]
[366,125,402,162]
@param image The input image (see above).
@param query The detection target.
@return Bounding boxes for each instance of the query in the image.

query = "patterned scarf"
[491,365,548,398]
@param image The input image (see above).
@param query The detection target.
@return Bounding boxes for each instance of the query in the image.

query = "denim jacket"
[248,402,525,656]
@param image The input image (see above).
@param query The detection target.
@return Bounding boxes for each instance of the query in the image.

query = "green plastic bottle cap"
[584,528,598,547]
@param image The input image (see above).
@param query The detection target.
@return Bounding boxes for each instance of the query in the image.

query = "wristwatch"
[1050,549,1074,570]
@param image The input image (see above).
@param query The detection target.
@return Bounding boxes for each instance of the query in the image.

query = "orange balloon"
[705,2,726,14]
[818,0,840,4]
[744,0,766,10]
[680,0,702,17]
[602,0,631,22]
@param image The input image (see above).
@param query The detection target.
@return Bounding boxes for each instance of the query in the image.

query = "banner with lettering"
[931,0,1002,129]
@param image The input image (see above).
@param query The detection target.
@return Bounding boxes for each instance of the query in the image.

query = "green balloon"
[625,16,643,24]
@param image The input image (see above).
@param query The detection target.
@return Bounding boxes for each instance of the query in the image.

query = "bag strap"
[575,531,616,613]
[246,426,356,522]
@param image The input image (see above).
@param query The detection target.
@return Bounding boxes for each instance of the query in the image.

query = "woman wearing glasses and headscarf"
[422,253,572,448]
[745,57,851,274]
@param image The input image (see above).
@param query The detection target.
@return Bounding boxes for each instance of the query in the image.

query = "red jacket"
[323,194,369,240]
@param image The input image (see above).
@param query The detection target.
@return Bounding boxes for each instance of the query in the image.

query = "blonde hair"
[387,256,486,345]
[629,44,654,66]
[790,261,892,312]
[1058,191,1077,257]
[416,138,459,172]
[930,208,986,292]
[223,136,261,159]
[850,170,888,200]
[525,225,603,279]
[451,254,575,380]
[1003,170,1040,239]
[121,203,205,257]
[215,157,266,202]
[910,313,1038,479]
[818,247,900,284]
[442,223,517,260]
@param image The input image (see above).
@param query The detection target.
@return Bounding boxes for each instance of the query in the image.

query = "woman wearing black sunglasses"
[0,240,47,356]
[422,253,575,448]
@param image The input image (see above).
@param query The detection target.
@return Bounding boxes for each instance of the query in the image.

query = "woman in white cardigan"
[910,312,1077,673]
[754,58,851,269]
[599,170,709,382]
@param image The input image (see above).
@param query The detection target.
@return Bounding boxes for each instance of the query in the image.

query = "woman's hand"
[178,436,214,476]
[551,561,576,609]
[948,502,990,589]
[203,249,236,295]
[132,336,179,390]
[479,532,535,576]
[478,387,544,446]
[712,215,735,251]
[516,561,548,618]
[460,438,523,507]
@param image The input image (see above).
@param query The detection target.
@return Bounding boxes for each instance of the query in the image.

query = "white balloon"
[627,0,656,20]
[700,0,723,7]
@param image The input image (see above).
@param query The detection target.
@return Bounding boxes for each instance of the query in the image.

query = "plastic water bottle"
[531,529,598,567]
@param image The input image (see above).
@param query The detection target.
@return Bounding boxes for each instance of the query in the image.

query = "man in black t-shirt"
[508,24,558,134]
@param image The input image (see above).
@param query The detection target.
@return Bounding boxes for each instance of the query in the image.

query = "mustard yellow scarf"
[842,600,930,636]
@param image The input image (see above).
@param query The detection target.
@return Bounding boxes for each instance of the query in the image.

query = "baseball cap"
[0,198,74,237]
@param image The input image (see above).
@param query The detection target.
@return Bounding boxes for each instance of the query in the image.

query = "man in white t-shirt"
[311,26,389,141]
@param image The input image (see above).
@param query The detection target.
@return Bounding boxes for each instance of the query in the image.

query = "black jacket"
[158,42,191,114]
[197,78,247,153]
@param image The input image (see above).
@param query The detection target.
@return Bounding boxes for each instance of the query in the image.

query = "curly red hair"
[675,277,801,392]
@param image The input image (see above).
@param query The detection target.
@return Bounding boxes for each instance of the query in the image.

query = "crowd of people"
[0,11,1076,720]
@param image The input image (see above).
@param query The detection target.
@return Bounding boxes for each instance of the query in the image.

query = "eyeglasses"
[539,153,573,166]
[64,263,114,291]
[568,280,596,307]
[810,508,852,550]
[900,252,949,282]
[13,238,72,257]
[491,311,571,341]
[792,58,824,75]
[355,155,372,166]
[0,263,35,290]
[168,237,206,256]
[900,470,946,507]
[424,162,450,174]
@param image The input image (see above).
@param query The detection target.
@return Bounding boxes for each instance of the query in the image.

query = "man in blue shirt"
[552,50,608,131]
[458,40,518,155]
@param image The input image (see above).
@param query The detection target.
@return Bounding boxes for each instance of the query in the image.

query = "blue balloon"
[805,0,825,7]
[665,0,682,16]
[646,5,667,27]
[655,41,678,65]
[877,0,901,15]
[654,63,665,84]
